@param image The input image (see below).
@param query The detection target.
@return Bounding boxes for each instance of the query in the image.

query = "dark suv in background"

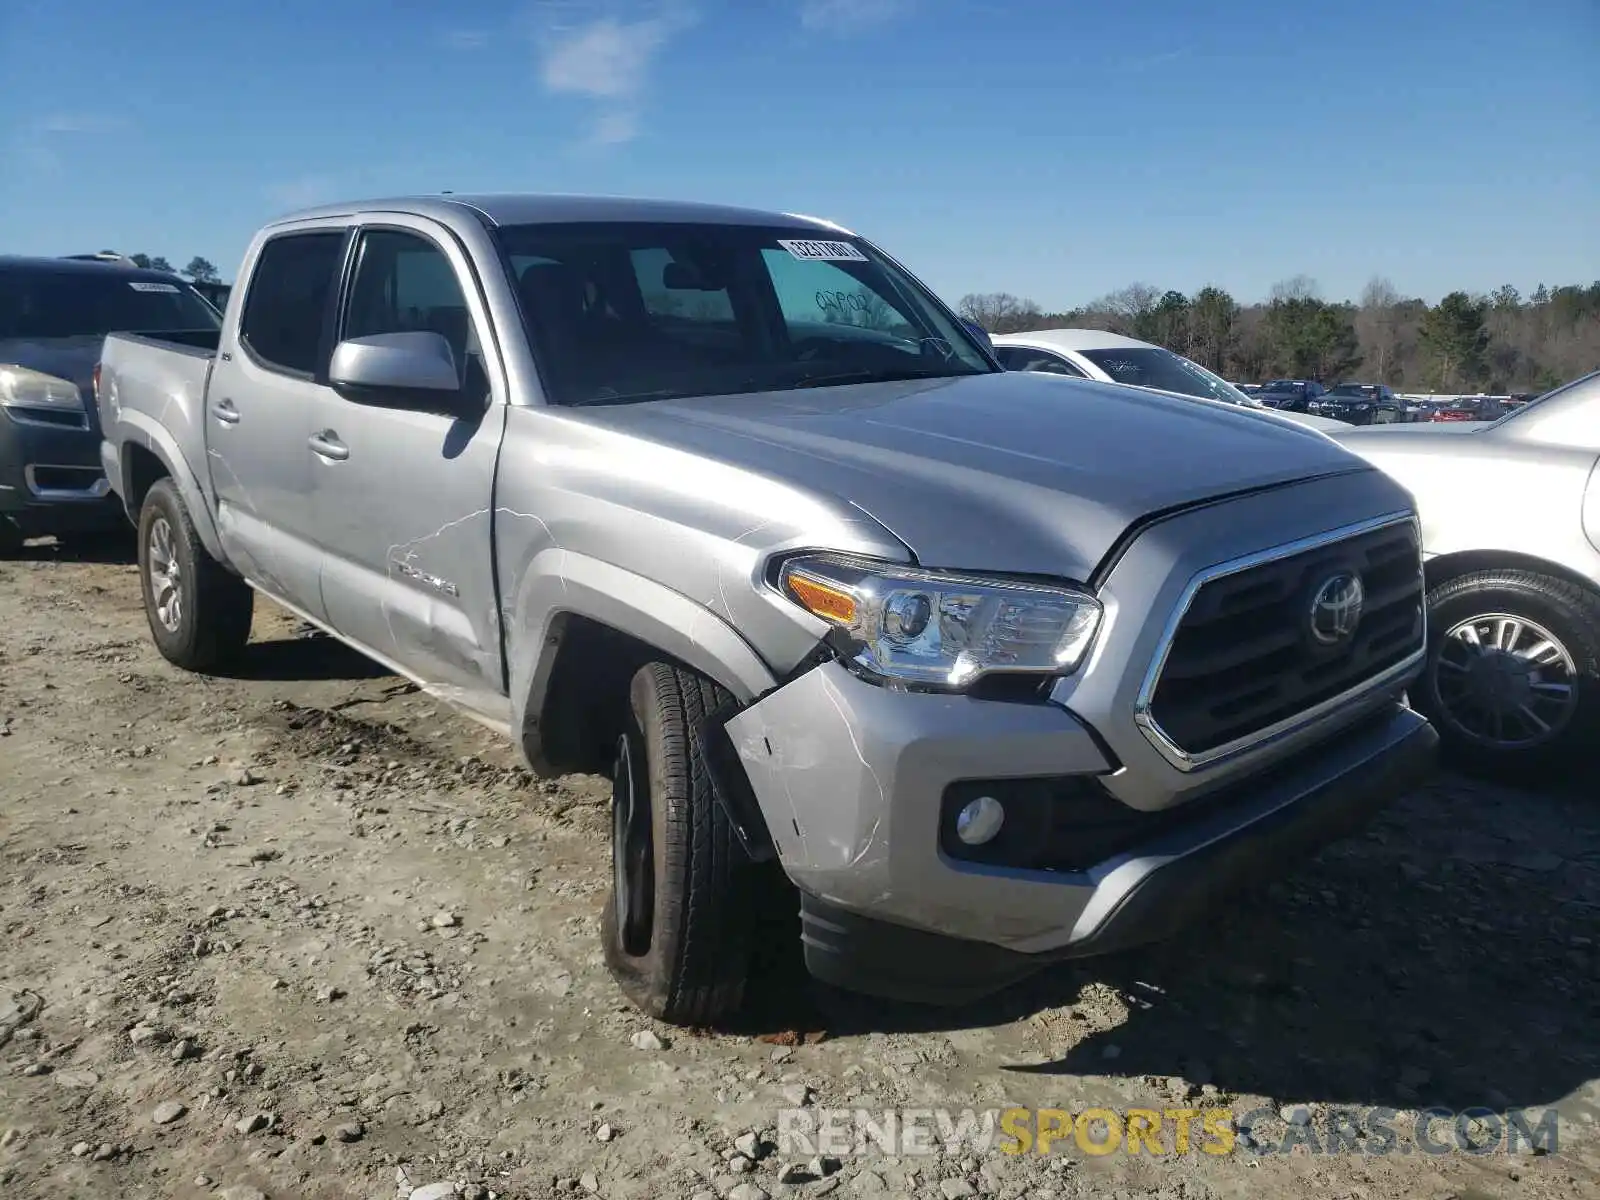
[1256,378,1327,413]
[1322,382,1405,424]
[0,256,221,551]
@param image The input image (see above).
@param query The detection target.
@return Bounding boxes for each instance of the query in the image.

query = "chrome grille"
[1140,515,1424,765]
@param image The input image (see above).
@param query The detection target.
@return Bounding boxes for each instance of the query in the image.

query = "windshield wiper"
[792,367,975,389]
[565,389,689,407]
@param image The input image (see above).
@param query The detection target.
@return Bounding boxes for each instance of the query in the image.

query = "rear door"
[308,219,509,717]
[206,224,349,619]
[994,346,1089,377]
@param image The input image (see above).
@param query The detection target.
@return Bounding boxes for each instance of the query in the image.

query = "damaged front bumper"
[723,660,1437,1006]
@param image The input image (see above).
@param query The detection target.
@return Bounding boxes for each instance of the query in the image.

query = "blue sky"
[3,0,1596,307]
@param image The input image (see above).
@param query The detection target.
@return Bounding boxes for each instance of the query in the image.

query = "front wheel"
[1413,569,1600,776]
[137,478,254,671]
[601,662,760,1026]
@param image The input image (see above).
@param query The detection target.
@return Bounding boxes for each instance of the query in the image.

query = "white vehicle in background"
[991,328,1346,431]
[1331,370,1600,774]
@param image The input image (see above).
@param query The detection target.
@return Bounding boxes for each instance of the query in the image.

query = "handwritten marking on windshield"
[815,289,870,315]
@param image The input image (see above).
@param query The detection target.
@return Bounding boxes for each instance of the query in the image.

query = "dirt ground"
[1,535,1597,1200]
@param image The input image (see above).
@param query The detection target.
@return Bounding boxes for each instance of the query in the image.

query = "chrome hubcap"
[147,516,183,633]
[611,732,654,955]
[1433,612,1578,749]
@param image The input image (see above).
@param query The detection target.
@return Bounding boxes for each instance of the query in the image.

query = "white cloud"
[6,114,131,174]
[36,113,129,135]
[798,0,913,31]
[589,110,641,145]
[267,175,340,209]
[540,15,672,100]
[533,3,694,146]
[1118,46,1192,70]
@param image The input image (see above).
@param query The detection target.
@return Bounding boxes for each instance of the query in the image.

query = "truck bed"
[108,327,222,356]
[97,329,224,530]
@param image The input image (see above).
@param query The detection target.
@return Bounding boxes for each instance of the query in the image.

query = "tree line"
[959,277,1600,393]
[126,253,222,284]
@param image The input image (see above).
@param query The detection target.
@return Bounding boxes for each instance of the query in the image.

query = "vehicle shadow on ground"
[10,532,137,565]
[212,630,397,683]
[742,773,1599,1114]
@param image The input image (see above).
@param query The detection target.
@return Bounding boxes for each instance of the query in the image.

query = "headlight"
[777,553,1102,689]
[0,366,86,421]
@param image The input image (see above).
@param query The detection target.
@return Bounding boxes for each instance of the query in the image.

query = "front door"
[207,225,349,621]
[309,221,509,721]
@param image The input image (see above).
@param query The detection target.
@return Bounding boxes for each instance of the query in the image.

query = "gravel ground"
[1,536,1597,1200]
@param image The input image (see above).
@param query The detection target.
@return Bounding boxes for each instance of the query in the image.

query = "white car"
[1329,370,1600,773]
[991,328,1347,431]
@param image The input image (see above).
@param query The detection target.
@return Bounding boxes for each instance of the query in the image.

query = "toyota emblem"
[1309,573,1365,646]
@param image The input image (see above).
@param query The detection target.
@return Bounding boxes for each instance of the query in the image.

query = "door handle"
[211,399,240,425]
[308,431,349,462]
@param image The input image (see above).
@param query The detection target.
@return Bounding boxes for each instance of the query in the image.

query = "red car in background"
[1426,397,1507,422]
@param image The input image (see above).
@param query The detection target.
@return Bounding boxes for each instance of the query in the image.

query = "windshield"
[1329,384,1375,397]
[494,222,993,406]
[1079,346,1254,405]
[1263,379,1304,393]
[0,267,221,340]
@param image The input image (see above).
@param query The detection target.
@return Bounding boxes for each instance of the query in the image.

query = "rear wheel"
[601,662,760,1026]
[1413,569,1600,776]
[137,478,254,671]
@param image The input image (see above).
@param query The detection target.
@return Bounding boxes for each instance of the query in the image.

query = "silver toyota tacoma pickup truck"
[96,195,1437,1024]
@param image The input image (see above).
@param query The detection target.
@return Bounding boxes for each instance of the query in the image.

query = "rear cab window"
[1082,347,1246,405]
[238,231,347,377]
[996,347,1087,377]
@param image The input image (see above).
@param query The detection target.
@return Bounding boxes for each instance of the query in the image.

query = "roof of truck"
[270,193,855,234]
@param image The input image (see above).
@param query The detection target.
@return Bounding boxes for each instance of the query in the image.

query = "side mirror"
[961,319,995,355]
[329,332,463,411]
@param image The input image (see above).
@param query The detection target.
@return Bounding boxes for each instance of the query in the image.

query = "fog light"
[955,795,1005,846]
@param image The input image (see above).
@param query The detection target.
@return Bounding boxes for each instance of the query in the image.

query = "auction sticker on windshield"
[779,239,868,262]
[128,281,181,293]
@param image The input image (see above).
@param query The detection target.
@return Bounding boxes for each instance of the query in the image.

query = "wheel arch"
[507,552,780,778]
[113,419,226,562]
[1424,549,1600,600]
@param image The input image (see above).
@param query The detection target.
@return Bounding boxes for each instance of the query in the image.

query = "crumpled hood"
[581,370,1369,579]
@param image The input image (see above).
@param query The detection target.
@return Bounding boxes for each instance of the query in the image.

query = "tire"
[602,662,759,1026]
[137,478,254,671]
[1413,569,1600,776]
[0,517,22,557]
